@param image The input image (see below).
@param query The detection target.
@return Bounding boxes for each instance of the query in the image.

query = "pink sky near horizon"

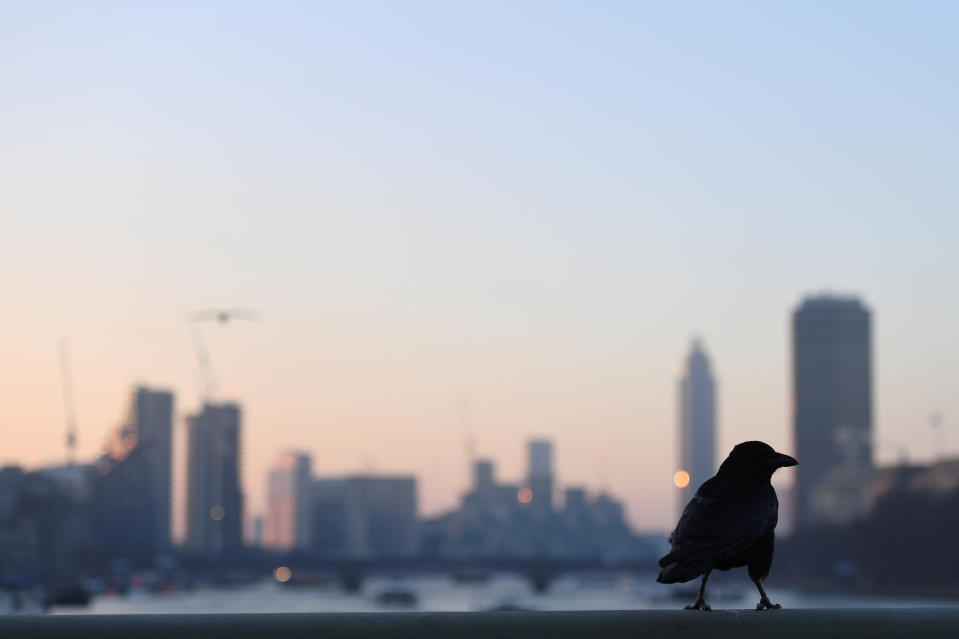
[2,274,800,534]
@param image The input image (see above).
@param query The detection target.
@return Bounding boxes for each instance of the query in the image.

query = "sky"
[1,1,958,533]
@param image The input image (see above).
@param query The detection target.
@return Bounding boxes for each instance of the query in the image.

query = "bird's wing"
[187,309,221,322]
[224,308,259,320]
[658,481,776,582]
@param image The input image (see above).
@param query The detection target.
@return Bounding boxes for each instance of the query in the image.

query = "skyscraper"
[527,439,554,513]
[185,402,243,556]
[678,340,717,512]
[263,451,312,551]
[130,386,174,552]
[793,295,872,527]
[94,386,173,564]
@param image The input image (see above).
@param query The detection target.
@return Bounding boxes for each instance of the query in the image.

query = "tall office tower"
[130,387,174,551]
[94,386,174,564]
[185,402,244,556]
[527,439,554,512]
[793,295,872,527]
[263,451,312,551]
[678,340,717,512]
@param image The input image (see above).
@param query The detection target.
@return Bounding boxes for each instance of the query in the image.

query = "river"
[48,573,956,615]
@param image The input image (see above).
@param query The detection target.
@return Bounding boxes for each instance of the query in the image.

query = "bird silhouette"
[657,441,797,611]
[187,308,259,325]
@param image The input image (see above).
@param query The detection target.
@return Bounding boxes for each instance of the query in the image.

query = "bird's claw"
[685,599,712,611]
[756,598,782,610]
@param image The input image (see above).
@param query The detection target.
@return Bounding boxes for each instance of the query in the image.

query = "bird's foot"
[685,598,712,611]
[756,597,781,610]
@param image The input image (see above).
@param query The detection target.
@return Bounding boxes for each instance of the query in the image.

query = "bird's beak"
[769,453,798,468]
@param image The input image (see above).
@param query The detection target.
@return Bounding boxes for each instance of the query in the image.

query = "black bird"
[657,441,797,611]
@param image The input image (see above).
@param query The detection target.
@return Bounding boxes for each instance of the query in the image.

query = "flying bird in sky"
[657,441,798,611]
[187,308,259,325]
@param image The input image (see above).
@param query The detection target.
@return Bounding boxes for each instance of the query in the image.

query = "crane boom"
[190,326,219,402]
[187,308,258,403]
[458,397,476,468]
[58,337,78,466]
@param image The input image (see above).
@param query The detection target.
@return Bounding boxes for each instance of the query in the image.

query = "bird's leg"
[684,571,712,611]
[752,577,781,610]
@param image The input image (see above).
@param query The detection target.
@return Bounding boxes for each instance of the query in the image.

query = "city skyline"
[3,3,959,532]
[0,289,950,534]
[0,287,949,545]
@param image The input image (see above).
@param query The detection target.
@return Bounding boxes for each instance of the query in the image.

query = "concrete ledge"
[1,609,958,639]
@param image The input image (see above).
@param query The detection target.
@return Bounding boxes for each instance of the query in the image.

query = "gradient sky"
[2,1,958,533]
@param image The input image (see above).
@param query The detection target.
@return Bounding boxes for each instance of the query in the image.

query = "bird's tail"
[656,551,709,584]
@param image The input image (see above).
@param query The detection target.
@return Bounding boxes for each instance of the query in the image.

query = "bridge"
[2,609,956,638]
[225,556,660,592]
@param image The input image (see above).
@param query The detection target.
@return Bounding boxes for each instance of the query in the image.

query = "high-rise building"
[527,439,554,512]
[94,386,173,564]
[263,451,312,551]
[678,340,716,512]
[185,402,243,556]
[792,295,872,527]
[130,386,174,551]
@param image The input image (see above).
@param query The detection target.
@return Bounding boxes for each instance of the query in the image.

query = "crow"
[657,441,797,611]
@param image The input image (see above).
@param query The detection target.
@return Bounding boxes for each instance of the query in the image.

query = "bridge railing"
[2,609,957,638]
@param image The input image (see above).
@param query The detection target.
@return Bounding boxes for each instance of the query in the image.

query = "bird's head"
[717,441,798,481]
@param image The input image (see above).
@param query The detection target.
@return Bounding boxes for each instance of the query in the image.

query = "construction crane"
[187,308,258,402]
[457,397,477,476]
[930,412,945,461]
[58,337,78,466]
